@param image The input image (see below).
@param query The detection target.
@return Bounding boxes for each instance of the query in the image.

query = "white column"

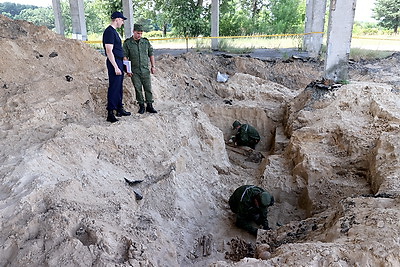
[69,0,87,41]
[211,0,219,51]
[303,0,327,57]
[122,0,134,39]
[52,0,64,36]
[324,0,357,81]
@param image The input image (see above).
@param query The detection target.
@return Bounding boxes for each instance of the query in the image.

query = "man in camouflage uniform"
[123,24,157,114]
[229,185,274,236]
[230,120,260,149]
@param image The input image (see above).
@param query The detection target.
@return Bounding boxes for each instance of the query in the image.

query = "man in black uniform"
[102,11,131,123]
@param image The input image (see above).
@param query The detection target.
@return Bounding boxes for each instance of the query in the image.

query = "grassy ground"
[150,35,305,51]
[86,34,400,60]
[149,35,399,58]
[352,35,400,51]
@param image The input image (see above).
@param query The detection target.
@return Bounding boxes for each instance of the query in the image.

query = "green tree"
[0,2,37,17]
[267,0,305,34]
[155,0,210,36]
[133,0,171,36]
[373,0,400,33]
[220,0,254,36]
[16,7,54,28]
[219,0,305,36]
[90,0,124,36]
[84,0,106,35]
[238,0,267,18]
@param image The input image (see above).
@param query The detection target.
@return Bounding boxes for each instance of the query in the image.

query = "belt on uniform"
[240,186,255,202]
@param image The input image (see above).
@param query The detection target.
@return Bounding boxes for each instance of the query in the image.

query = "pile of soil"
[1,15,400,266]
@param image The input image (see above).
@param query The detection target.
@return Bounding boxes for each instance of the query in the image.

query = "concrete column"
[122,0,134,39]
[303,0,327,57]
[52,0,64,36]
[69,0,87,41]
[211,0,219,51]
[324,0,357,81]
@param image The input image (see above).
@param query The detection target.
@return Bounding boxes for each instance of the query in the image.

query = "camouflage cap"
[260,192,274,207]
[232,120,241,128]
[133,24,144,32]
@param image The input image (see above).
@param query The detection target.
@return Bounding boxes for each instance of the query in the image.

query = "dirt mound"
[1,15,400,266]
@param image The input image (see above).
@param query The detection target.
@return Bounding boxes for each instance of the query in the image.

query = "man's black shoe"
[116,108,131,117]
[138,104,145,114]
[107,110,119,123]
[146,103,158,113]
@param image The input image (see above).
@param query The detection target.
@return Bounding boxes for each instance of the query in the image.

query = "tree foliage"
[220,0,254,36]
[0,2,37,17]
[15,7,54,29]
[165,0,210,36]
[84,0,109,35]
[267,0,305,34]
[1,0,307,37]
[373,0,400,33]
[219,0,305,36]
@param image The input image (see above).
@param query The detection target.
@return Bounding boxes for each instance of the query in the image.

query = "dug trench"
[1,16,400,266]
[88,52,400,266]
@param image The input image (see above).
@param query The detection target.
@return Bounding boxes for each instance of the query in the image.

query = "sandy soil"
[1,15,400,266]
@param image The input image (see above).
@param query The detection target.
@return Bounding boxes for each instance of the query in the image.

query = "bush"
[353,21,391,35]
[218,39,254,54]
[144,31,165,38]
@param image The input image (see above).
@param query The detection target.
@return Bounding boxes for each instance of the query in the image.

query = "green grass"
[349,47,394,60]
[319,39,396,61]
[215,39,255,54]
[84,34,399,60]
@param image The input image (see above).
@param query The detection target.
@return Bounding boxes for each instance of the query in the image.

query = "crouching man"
[229,185,274,236]
[230,120,260,149]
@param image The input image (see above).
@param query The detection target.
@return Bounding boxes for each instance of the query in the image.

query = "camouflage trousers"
[130,73,153,104]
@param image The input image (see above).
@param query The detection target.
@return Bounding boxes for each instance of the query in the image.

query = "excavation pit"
[1,16,400,266]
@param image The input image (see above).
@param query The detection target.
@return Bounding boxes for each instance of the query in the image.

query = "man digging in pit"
[229,185,275,236]
[229,120,260,149]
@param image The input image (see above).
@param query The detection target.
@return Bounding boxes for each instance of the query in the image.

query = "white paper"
[123,60,132,73]
[217,71,229,83]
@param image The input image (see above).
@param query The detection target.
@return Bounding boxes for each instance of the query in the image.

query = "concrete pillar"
[122,0,134,39]
[52,0,64,36]
[211,0,219,51]
[69,0,87,41]
[324,0,357,81]
[303,0,327,57]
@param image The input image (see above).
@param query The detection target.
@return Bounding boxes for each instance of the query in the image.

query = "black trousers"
[106,58,124,111]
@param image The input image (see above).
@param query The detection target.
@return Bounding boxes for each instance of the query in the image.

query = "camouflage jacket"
[123,37,154,75]
[236,124,260,144]
[229,185,269,226]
